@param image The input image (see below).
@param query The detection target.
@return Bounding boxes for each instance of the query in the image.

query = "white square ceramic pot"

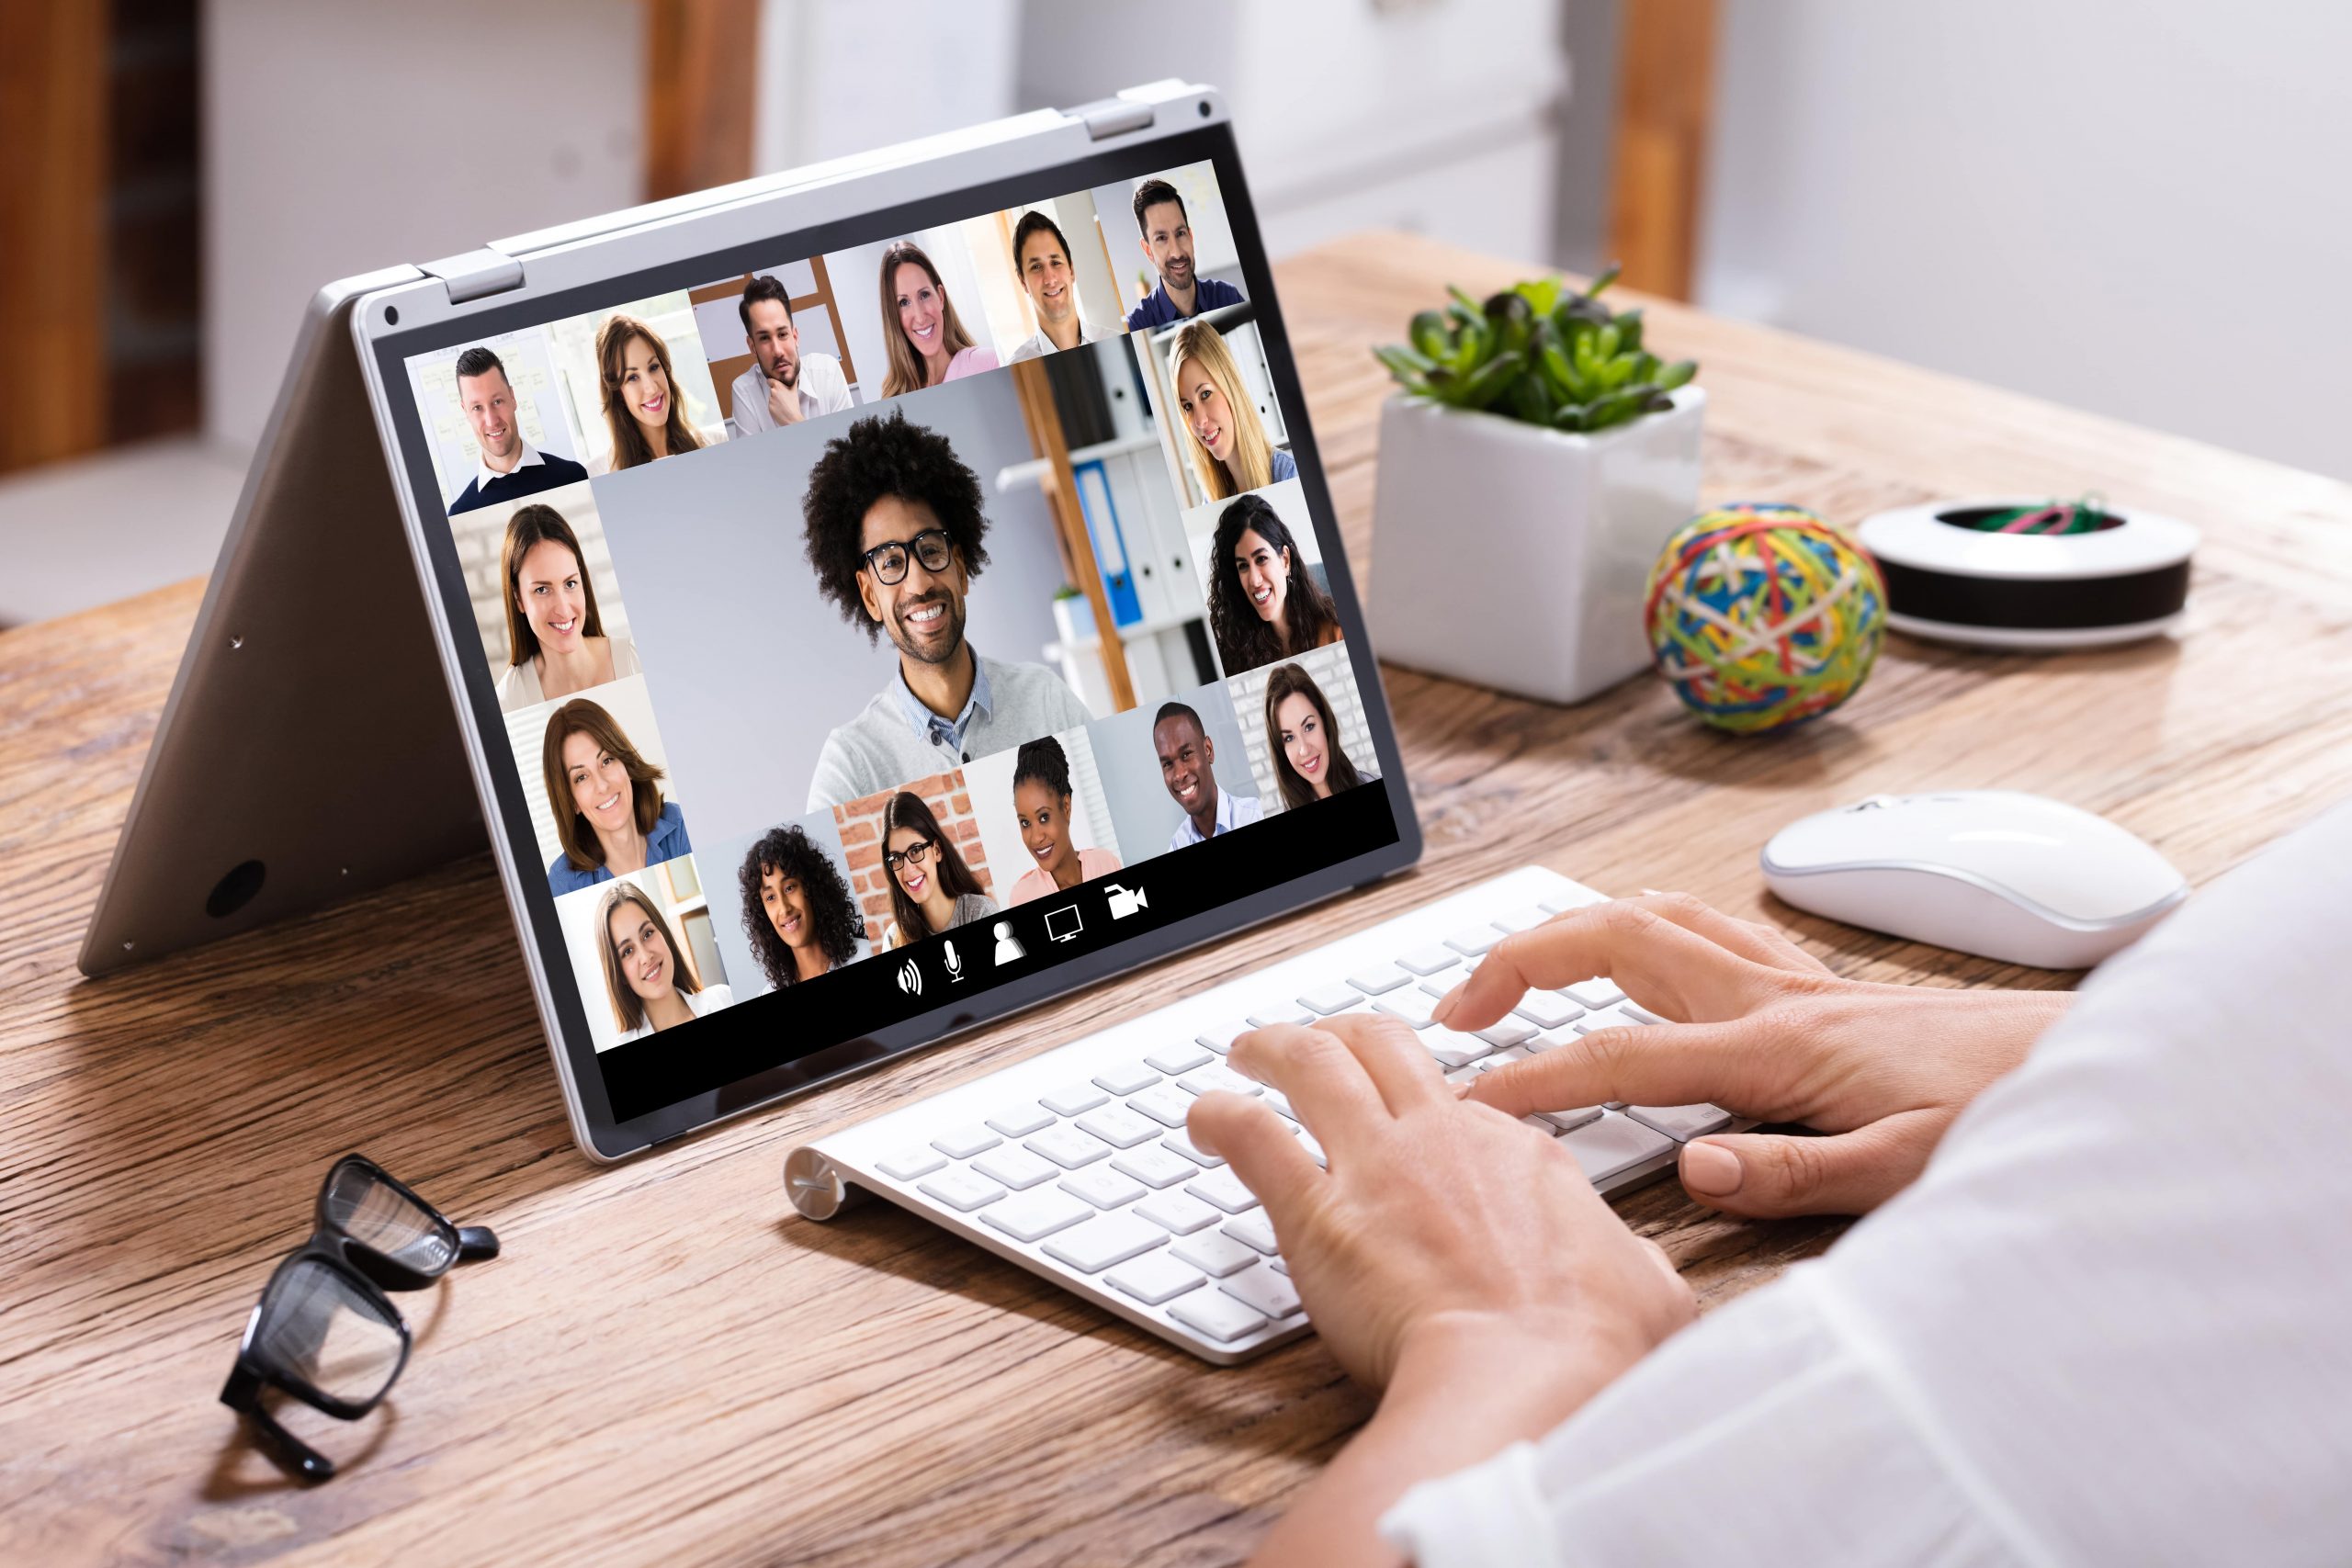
[1368,386,1705,705]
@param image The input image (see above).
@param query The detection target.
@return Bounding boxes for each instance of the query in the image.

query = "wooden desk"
[6,233,2350,1566]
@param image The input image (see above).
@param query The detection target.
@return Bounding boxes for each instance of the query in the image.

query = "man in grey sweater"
[801,410,1092,811]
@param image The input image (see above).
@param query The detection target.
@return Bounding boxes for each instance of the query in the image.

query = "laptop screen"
[389,138,1404,1136]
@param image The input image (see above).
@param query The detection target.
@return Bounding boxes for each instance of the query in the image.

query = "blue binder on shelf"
[1072,458,1142,627]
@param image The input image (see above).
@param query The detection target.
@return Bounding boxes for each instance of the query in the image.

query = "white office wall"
[1697,0,2352,481]
[204,0,642,453]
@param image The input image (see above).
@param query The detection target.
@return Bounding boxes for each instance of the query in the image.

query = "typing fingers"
[1295,1010,1448,1114]
[1467,1016,1772,1122]
[1632,889,1836,977]
[1185,1091,1324,1221]
[1225,1022,1393,1156]
[1433,899,1768,1034]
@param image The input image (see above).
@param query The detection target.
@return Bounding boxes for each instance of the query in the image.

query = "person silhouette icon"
[992,920,1026,965]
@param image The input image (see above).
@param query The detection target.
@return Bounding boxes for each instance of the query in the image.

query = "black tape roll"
[1877,558,2192,631]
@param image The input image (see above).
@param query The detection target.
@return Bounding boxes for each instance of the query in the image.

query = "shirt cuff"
[1378,1439,1566,1568]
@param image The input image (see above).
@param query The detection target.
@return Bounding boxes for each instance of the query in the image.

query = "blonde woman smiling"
[492,502,641,712]
[589,313,707,472]
[1167,319,1295,501]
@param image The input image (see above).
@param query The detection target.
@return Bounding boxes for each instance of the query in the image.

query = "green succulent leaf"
[1657,358,1698,391]
[1373,344,1435,389]
[1515,277,1561,317]
[1615,308,1645,354]
[1458,351,1526,409]
[1408,310,1453,361]
[1509,369,1555,424]
[1586,262,1622,299]
[1402,275,1695,430]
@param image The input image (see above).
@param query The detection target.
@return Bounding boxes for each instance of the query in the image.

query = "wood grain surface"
[6,231,2351,1567]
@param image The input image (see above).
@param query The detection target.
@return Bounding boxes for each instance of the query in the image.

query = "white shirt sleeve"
[1382,798,2352,1568]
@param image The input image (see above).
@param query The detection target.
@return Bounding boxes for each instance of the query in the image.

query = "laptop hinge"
[420,247,526,305]
[1071,97,1155,141]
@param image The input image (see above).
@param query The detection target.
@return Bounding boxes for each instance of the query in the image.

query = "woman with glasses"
[1167,319,1295,502]
[878,790,997,948]
[598,880,732,1042]
[876,241,1000,397]
[1263,661,1374,809]
[1207,491,1342,676]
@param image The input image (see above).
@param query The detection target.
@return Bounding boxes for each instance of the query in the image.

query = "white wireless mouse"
[1759,790,2188,969]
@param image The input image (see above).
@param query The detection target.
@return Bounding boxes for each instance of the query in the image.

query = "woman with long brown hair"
[876,790,996,948]
[1262,661,1373,810]
[1206,491,1341,675]
[492,502,640,711]
[592,313,707,471]
[541,697,693,895]
[596,879,732,1043]
[1167,319,1295,502]
[876,242,999,397]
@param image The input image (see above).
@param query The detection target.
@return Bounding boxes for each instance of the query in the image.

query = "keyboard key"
[1345,962,1413,995]
[1184,1168,1261,1214]
[1179,1064,1261,1099]
[1295,1128,1328,1168]
[1075,1105,1159,1148]
[1026,1125,1114,1168]
[1162,1131,1226,1168]
[1443,1063,1484,1087]
[1561,1112,1677,1183]
[1224,1212,1280,1256]
[917,1169,1005,1213]
[1169,1228,1260,1278]
[1196,1021,1249,1055]
[1221,1263,1303,1319]
[1145,1042,1213,1075]
[1262,1087,1297,1121]
[1127,1083,1197,1127]
[1425,1029,1493,1069]
[1112,1144,1199,1189]
[1169,1289,1270,1343]
[971,1145,1059,1190]
[1627,1103,1734,1141]
[876,1146,947,1181]
[1490,906,1553,934]
[1247,1002,1315,1029]
[982,1188,1093,1243]
[930,1125,1001,1159]
[1136,1190,1223,1235]
[986,1102,1055,1138]
[1106,1250,1208,1306]
[1476,1019,1537,1049]
[1040,1082,1110,1117]
[1376,992,1441,1028]
[1444,927,1503,956]
[1537,894,1578,915]
[1477,1045,1532,1072]
[1299,983,1363,1016]
[1396,945,1460,976]
[1060,1165,1148,1211]
[1564,976,1626,1009]
[1575,1012,1640,1035]
[1271,1258,1290,1275]
[1523,1032,1569,1054]
[1513,993,1585,1031]
[1092,1060,1163,1096]
[1043,1213,1165,1274]
[1622,1002,1665,1025]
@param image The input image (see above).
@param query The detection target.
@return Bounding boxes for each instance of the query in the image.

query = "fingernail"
[1430,981,1464,1025]
[1681,1139,1743,1197]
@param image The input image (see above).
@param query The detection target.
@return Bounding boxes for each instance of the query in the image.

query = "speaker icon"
[896,958,922,997]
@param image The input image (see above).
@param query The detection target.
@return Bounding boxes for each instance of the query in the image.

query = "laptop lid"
[131,83,1423,1159]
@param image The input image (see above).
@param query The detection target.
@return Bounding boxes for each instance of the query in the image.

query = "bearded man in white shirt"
[729,273,854,436]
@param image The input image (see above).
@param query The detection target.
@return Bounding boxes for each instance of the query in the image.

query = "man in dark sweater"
[445,345,588,514]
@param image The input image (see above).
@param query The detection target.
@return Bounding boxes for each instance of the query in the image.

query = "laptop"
[83,80,1724,1361]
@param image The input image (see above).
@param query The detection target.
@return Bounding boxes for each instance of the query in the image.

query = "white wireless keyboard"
[784,866,1739,1365]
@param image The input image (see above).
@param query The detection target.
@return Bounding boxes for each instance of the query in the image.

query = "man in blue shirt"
[1124,177,1247,332]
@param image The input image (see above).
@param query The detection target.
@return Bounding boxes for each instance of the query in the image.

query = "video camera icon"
[1104,883,1148,920]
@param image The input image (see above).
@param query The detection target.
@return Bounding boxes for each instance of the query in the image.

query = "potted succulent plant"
[1368,267,1704,705]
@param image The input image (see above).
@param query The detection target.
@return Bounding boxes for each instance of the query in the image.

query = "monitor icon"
[1045,905,1083,943]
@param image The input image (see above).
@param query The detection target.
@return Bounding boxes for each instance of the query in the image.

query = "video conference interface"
[400,156,1396,1121]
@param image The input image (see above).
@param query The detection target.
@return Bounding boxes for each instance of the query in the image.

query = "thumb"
[1677,1110,1949,1219]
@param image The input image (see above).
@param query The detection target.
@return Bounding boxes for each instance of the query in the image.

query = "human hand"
[766,374,804,425]
[1186,1011,1692,1393]
[1448,894,2070,1218]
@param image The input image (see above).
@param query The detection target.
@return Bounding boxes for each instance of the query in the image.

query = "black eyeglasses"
[220,1155,499,1482]
[884,837,937,873]
[860,528,955,585]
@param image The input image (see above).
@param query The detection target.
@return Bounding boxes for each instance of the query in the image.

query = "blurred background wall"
[3,0,2343,630]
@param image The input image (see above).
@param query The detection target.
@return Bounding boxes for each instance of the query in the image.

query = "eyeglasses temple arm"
[457,1225,501,1263]
[220,1364,336,1483]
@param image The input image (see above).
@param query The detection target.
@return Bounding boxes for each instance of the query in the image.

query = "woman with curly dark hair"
[878,790,996,949]
[798,409,1092,810]
[1206,491,1342,677]
[736,824,865,989]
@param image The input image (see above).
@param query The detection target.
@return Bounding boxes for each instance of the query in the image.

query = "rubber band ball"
[1643,503,1887,734]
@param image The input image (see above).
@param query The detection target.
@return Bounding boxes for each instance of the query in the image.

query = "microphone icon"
[944,939,964,982]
